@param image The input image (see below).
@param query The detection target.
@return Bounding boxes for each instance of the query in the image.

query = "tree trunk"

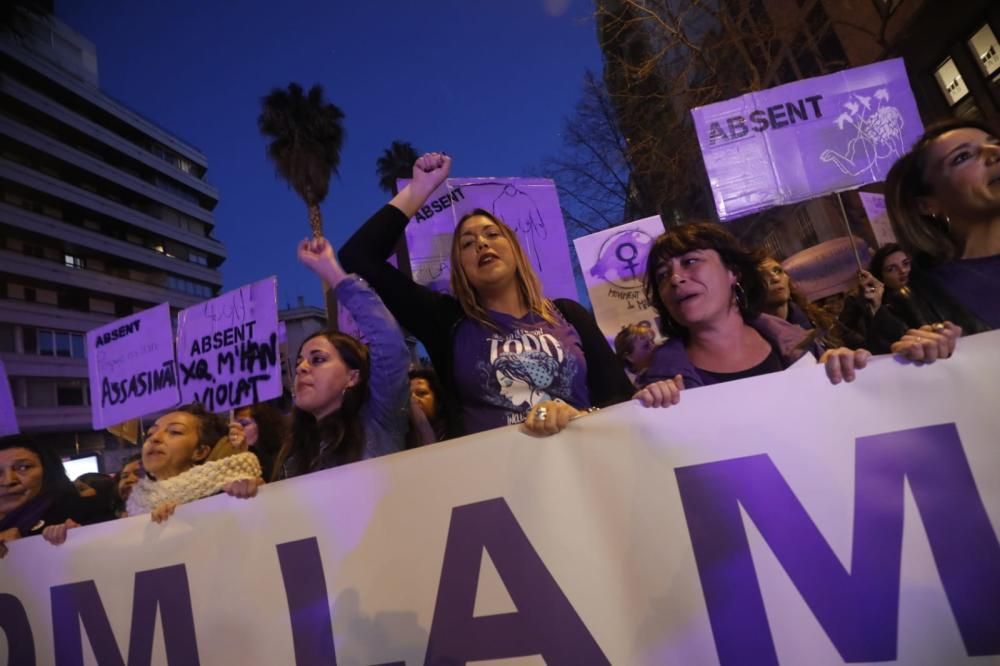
[307,204,337,330]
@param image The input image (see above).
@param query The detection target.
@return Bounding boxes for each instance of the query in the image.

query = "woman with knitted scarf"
[126,404,262,522]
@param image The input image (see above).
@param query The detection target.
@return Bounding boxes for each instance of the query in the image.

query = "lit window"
[64,254,85,269]
[934,58,968,105]
[968,24,1000,77]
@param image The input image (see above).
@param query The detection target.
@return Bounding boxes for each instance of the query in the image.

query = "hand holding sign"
[298,236,347,288]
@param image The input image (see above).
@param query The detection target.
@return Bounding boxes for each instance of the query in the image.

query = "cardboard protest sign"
[573,216,665,343]
[397,177,578,300]
[86,303,179,429]
[176,277,281,412]
[0,358,18,437]
[692,58,923,220]
[859,191,897,247]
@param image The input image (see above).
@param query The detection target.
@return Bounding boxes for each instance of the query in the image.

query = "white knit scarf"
[126,452,261,515]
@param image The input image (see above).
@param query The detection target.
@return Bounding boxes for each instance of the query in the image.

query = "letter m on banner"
[675,423,1000,665]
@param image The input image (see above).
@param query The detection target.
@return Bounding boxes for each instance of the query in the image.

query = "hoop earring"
[733,281,748,311]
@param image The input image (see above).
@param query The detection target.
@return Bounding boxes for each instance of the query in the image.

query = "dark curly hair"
[643,222,767,338]
[867,242,908,284]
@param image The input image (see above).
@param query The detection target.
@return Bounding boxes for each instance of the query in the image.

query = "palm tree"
[258,83,345,238]
[259,83,345,324]
[376,140,419,196]
[375,140,420,278]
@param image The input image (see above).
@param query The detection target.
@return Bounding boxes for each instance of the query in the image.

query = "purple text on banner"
[86,303,179,430]
[397,177,578,300]
[175,277,282,413]
[572,216,665,344]
[691,58,924,221]
[0,358,19,437]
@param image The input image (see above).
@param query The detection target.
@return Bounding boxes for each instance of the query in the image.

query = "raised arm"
[338,153,459,345]
[299,237,410,457]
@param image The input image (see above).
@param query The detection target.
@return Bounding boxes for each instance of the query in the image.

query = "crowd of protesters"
[0,118,995,556]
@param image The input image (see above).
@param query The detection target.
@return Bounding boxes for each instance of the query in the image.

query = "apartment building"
[0,15,225,454]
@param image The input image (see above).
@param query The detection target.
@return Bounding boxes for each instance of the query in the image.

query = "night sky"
[56,0,605,308]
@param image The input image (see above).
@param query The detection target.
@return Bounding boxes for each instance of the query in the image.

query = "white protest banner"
[4,331,998,665]
[573,216,664,343]
[691,58,924,220]
[0,358,18,437]
[859,191,897,247]
[397,177,578,299]
[176,277,281,412]
[86,303,179,429]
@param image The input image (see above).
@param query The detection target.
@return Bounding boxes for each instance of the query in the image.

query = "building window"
[762,233,783,259]
[167,275,213,298]
[797,208,819,246]
[188,251,208,266]
[969,24,1000,78]
[26,328,86,358]
[24,244,44,258]
[64,254,85,269]
[56,381,87,406]
[935,58,969,105]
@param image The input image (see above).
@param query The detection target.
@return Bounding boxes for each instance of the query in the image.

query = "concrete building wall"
[0,15,224,463]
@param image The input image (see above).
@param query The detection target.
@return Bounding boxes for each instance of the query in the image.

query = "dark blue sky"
[56,0,605,308]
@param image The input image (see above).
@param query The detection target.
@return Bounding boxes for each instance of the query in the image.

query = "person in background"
[339,152,635,438]
[614,322,658,387]
[407,367,449,448]
[758,257,848,348]
[227,401,286,481]
[634,222,961,407]
[885,118,999,331]
[0,437,113,556]
[270,235,410,480]
[115,454,141,517]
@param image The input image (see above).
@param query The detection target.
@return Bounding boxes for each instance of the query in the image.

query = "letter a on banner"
[175,277,281,413]
[87,303,179,429]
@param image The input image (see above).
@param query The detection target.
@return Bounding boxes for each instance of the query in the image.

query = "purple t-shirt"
[452,309,590,434]
[930,255,1000,329]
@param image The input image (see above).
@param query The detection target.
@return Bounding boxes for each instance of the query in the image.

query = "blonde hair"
[449,209,558,330]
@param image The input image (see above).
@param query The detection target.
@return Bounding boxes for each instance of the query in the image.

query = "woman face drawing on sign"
[493,351,558,411]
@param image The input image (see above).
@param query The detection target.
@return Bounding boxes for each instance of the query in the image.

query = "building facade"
[0,15,225,456]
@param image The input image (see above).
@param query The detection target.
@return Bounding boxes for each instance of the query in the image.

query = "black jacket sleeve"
[554,299,634,407]
[339,204,463,365]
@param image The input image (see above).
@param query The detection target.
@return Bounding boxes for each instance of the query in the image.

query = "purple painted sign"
[397,177,578,300]
[691,58,924,221]
[176,277,281,412]
[87,303,179,429]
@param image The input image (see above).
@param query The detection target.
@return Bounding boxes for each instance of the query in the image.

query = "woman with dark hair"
[339,152,635,437]
[227,401,286,481]
[271,236,409,479]
[407,367,448,448]
[885,118,999,330]
[0,437,113,556]
[636,222,959,400]
[124,403,261,523]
